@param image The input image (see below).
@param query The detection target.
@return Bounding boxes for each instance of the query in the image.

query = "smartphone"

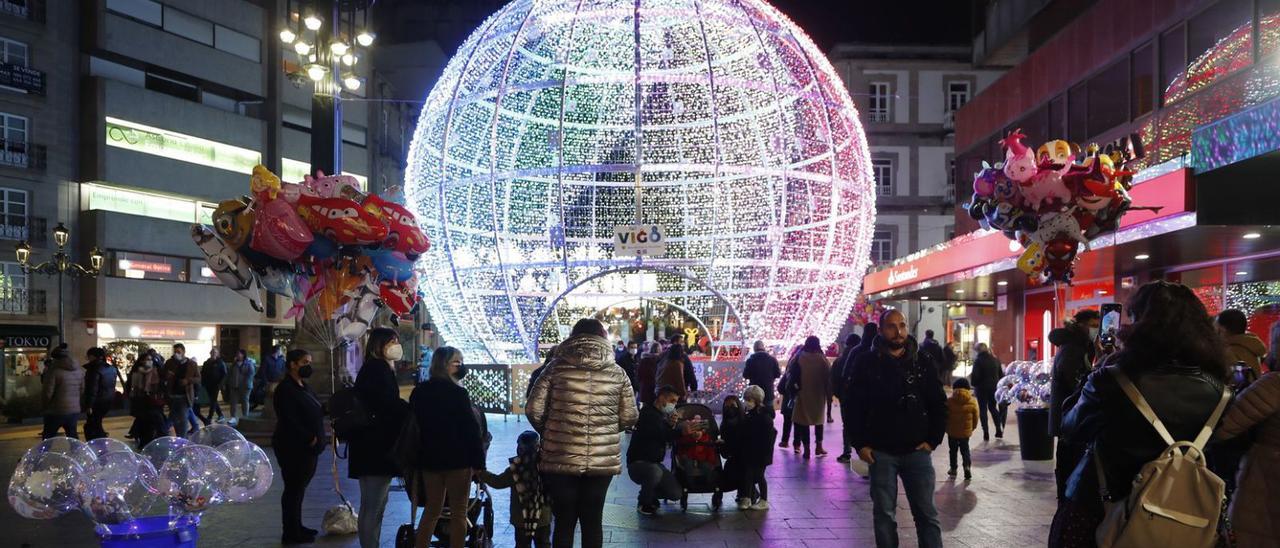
[1099,303,1122,346]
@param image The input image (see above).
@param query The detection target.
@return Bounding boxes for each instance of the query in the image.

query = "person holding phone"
[1048,308,1100,501]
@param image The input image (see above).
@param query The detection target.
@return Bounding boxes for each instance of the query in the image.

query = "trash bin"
[1016,406,1053,461]
[98,516,199,548]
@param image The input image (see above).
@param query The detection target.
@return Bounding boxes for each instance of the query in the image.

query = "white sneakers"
[751,499,770,510]
[737,498,769,511]
[736,498,751,510]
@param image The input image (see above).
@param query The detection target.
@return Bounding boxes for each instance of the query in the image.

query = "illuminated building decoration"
[1191,93,1280,172]
[105,117,262,174]
[405,0,877,363]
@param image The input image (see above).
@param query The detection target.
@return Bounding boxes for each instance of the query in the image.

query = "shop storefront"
[95,321,217,365]
[0,325,56,402]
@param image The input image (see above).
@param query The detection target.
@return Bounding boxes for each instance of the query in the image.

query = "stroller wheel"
[680,491,688,512]
[711,491,723,511]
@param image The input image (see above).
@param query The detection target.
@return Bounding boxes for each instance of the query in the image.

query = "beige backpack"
[1094,369,1231,548]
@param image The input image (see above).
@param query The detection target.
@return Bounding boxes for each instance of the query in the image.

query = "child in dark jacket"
[740,385,776,510]
[479,430,551,548]
[719,395,746,509]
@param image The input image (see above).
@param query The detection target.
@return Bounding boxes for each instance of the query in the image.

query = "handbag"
[392,408,422,472]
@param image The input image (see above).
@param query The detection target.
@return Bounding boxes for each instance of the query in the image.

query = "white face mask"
[384,343,404,361]
[660,403,676,415]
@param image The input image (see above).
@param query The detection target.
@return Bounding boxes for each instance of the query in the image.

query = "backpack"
[329,383,370,442]
[1093,369,1232,548]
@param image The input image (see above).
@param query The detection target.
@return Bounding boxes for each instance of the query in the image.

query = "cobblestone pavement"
[2,406,1055,547]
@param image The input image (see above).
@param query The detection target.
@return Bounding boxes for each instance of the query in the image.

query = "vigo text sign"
[613,224,666,257]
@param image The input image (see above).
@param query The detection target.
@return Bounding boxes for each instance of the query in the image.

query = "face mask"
[1089,328,1100,341]
[660,403,676,415]
[174,352,184,359]
[384,343,404,361]
[298,365,314,378]
[455,364,468,380]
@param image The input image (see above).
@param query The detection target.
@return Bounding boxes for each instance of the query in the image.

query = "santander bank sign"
[886,265,919,285]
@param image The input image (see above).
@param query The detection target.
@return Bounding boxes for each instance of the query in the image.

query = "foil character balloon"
[991,169,1023,205]
[379,278,419,322]
[1042,235,1081,283]
[1017,240,1046,275]
[256,266,299,298]
[366,248,415,283]
[317,264,364,321]
[362,193,430,257]
[1001,129,1037,183]
[249,164,282,201]
[1036,139,1078,174]
[285,272,320,320]
[1020,169,1072,211]
[302,171,361,199]
[280,181,303,204]
[249,167,313,261]
[1032,210,1088,251]
[191,225,263,312]
[211,198,255,251]
[972,162,1003,199]
[305,233,340,261]
[337,277,381,342]
[295,194,389,246]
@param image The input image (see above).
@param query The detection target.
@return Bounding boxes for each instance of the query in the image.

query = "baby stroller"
[670,403,732,510]
[401,406,497,548]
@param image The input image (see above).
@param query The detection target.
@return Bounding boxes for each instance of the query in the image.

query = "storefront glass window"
[1261,0,1280,58]
[1088,58,1130,136]
[1165,0,1254,105]
[1132,42,1156,118]
[111,251,187,282]
[1225,257,1280,349]
[189,258,220,285]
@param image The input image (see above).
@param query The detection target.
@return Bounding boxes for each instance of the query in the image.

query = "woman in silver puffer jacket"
[526,318,637,548]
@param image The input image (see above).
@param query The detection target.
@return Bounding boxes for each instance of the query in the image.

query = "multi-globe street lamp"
[14,223,104,344]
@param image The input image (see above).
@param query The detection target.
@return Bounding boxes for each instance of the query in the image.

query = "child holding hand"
[479,430,551,548]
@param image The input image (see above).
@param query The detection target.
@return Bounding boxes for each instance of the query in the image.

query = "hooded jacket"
[1048,325,1096,437]
[945,388,980,439]
[845,335,947,455]
[43,352,84,415]
[1214,372,1280,546]
[526,334,638,476]
[1225,332,1267,377]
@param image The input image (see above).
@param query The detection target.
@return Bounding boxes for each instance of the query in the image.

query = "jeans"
[543,473,612,548]
[168,397,192,437]
[627,461,681,507]
[868,449,942,548]
[975,389,1003,438]
[228,388,250,419]
[948,436,971,470]
[741,465,767,501]
[84,401,111,439]
[417,468,472,548]
[516,525,551,548]
[203,385,224,422]
[796,424,823,451]
[41,413,78,439]
[275,446,318,538]
[357,475,392,548]
[779,406,794,446]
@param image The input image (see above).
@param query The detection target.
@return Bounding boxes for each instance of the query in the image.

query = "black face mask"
[298,365,314,379]
[455,364,468,380]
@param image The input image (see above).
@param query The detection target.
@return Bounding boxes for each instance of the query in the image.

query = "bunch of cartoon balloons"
[7,424,271,535]
[963,130,1145,283]
[192,165,429,341]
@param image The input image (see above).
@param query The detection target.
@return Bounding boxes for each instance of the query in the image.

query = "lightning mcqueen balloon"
[295,195,389,246]
[361,193,430,257]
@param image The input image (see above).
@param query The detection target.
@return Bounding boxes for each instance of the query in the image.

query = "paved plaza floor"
[2,406,1055,547]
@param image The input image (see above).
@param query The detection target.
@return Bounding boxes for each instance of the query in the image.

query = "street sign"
[613,224,666,257]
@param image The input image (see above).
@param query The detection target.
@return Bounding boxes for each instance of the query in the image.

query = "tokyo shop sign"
[614,224,667,257]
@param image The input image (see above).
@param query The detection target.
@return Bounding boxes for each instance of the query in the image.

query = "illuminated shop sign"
[85,184,219,225]
[104,117,262,174]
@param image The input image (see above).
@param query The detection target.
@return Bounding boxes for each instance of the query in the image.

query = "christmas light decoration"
[405,0,876,363]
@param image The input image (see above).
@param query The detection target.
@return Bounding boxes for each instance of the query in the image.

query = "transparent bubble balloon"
[216,441,273,503]
[141,436,190,472]
[157,445,231,514]
[86,438,134,462]
[994,385,1010,405]
[8,452,83,519]
[77,451,161,532]
[188,424,245,448]
[22,436,98,473]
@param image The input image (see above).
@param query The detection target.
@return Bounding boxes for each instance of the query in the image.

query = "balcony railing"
[0,139,45,170]
[0,217,46,244]
[0,0,44,23]
[0,287,46,315]
[0,62,44,95]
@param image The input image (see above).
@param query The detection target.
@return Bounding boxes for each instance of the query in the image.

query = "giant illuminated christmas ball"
[406,0,876,363]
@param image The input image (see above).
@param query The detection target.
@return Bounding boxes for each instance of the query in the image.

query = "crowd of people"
[22,276,1280,548]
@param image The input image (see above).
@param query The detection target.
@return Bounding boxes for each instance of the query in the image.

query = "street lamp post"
[15,223,104,345]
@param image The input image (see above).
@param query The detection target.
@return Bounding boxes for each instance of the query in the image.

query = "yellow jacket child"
[946,383,980,439]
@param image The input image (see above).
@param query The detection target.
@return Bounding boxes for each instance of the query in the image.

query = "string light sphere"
[406,0,877,363]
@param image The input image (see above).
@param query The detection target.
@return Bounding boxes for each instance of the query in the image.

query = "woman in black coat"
[1048,281,1231,548]
[410,346,485,548]
[272,349,326,544]
[351,328,408,548]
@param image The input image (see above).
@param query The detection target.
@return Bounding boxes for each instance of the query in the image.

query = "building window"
[0,37,26,67]
[871,230,894,264]
[104,116,262,174]
[0,112,26,165]
[110,251,188,282]
[946,81,970,112]
[145,72,199,102]
[0,260,27,313]
[189,258,220,285]
[868,82,891,122]
[872,157,894,196]
[1132,42,1156,117]
[0,188,26,238]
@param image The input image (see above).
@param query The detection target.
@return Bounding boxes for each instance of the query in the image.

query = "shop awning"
[0,324,58,349]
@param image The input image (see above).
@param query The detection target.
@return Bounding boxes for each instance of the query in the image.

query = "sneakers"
[637,504,657,516]
[736,498,751,510]
[964,468,972,481]
[836,453,852,463]
[751,499,770,510]
[947,468,957,477]
[778,441,788,449]
[995,431,1004,439]
[815,445,828,457]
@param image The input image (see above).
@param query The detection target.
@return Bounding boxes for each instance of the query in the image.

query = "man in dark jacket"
[626,385,684,515]
[163,344,199,436]
[837,323,877,463]
[201,348,227,424]
[968,343,1004,440]
[918,330,947,386]
[617,340,639,391]
[742,340,781,406]
[1048,308,1099,500]
[847,310,946,548]
[82,347,116,440]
